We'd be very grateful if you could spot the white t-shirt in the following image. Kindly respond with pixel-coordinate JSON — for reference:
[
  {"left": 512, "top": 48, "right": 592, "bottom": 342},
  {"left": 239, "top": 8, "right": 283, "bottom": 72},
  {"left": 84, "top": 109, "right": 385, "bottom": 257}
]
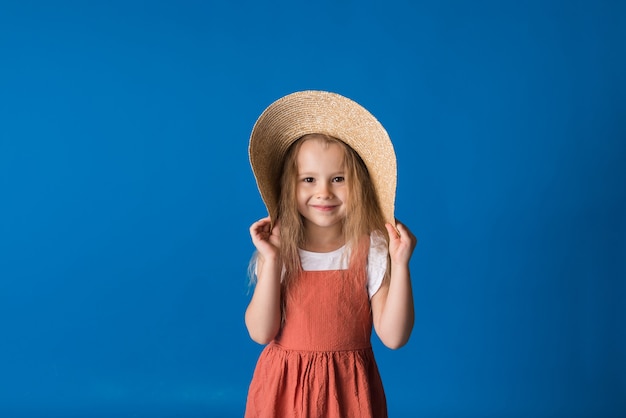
[{"left": 298, "top": 232, "right": 388, "bottom": 299}]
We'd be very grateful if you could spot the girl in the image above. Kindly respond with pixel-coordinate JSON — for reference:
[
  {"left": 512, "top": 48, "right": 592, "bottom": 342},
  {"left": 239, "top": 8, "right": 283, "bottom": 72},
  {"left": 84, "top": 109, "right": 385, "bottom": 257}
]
[{"left": 244, "top": 91, "right": 416, "bottom": 417}]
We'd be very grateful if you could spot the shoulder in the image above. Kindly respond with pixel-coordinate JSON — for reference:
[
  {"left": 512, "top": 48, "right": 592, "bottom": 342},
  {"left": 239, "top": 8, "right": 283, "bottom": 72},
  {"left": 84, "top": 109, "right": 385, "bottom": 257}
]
[
  {"left": 367, "top": 231, "right": 388, "bottom": 298},
  {"left": 369, "top": 230, "right": 388, "bottom": 257}
]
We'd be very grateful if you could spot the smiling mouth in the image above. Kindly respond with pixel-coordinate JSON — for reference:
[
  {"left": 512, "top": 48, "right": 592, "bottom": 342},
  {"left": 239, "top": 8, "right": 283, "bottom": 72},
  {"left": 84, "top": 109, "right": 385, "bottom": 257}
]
[{"left": 311, "top": 205, "right": 337, "bottom": 211}]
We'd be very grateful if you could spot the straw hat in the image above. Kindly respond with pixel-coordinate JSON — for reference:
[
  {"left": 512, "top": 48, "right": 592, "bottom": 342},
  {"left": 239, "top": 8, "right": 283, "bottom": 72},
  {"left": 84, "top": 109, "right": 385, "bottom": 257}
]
[{"left": 249, "top": 90, "right": 397, "bottom": 226}]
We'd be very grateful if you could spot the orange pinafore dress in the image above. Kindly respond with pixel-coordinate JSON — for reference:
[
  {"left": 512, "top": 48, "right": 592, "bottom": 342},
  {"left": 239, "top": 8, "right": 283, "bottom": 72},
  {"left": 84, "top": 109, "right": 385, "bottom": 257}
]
[{"left": 244, "top": 267, "right": 387, "bottom": 418}]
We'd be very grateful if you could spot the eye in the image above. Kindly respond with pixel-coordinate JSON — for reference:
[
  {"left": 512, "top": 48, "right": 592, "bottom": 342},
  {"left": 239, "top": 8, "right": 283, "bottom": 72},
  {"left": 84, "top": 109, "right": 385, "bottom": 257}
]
[
  {"left": 302, "top": 177, "right": 314, "bottom": 183},
  {"left": 332, "top": 176, "right": 345, "bottom": 183}
]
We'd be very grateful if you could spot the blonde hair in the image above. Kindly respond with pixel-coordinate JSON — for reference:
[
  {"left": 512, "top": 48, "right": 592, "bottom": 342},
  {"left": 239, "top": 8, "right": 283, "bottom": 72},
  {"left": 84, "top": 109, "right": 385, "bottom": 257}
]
[{"left": 250, "top": 134, "right": 390, "bottom": 313}]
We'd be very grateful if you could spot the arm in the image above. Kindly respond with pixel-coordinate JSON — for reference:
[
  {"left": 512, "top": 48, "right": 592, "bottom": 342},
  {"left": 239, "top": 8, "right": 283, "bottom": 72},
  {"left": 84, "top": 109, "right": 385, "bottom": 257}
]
[
  {"left": 370, "top": 220, "right": 417, "bottom": 349},
  {"left": 244, "top": 217, "right": 283, "bottom": 344}
]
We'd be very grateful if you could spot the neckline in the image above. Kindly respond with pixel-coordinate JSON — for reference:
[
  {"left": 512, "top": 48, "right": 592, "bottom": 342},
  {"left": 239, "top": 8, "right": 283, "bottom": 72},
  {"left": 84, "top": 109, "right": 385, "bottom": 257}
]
[{"left": 299, "top": 245, "right": 346, "bottom": 256}]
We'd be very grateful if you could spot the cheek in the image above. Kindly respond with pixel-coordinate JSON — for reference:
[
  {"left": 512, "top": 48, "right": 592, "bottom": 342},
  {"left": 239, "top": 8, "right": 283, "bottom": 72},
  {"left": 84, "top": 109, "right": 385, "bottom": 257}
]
[
  {"left": 295, "top": 185, "right": 303, "bottom": 199},
  {"left": 296, "top": 187, "right": 308, "bottom": 205},
  {"left": 339, "top": 188, "right": 349, "bottom": 204}
]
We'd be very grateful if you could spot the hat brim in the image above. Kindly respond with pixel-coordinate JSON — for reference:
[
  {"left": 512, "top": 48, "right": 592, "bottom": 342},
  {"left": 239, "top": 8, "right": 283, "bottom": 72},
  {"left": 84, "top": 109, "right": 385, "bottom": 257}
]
[{"left": 249, "top": 90, "right": 396, "bottom": 226}]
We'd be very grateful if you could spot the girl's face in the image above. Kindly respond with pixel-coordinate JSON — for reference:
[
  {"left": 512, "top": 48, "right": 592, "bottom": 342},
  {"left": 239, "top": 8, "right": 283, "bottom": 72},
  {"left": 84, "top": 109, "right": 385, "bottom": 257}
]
[{"left": 295, "top": 138, "right": 348, "bottom": 234}]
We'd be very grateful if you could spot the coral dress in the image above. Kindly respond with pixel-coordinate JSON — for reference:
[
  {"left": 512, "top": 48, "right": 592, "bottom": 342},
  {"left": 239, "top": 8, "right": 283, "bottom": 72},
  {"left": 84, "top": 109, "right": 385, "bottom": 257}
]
[{"left": 244, "top": 267, "right": 387, "bottom": 418}]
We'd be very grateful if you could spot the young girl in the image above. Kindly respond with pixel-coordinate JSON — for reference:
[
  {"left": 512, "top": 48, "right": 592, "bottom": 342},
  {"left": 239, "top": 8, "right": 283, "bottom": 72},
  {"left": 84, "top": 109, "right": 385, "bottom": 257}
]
[{"left": 244, "top": 91, "right": 416, "bottom": 417}]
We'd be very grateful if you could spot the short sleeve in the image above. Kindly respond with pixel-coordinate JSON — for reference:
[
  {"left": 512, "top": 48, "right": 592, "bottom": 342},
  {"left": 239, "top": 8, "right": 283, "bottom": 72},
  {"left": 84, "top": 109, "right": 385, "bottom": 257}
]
[{"left": 367, "top": 231, "right": 388, "bottom": 298}]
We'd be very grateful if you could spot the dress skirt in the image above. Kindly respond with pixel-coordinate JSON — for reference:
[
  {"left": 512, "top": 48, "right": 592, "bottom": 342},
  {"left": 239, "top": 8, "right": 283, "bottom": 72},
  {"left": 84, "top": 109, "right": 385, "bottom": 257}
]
[{"left": 245, "top": 269, "right": 387, "bottom": 418}]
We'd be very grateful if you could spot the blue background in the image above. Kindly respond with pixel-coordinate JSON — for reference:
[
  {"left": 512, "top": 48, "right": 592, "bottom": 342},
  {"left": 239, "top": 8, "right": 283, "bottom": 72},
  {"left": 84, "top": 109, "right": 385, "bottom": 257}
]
[{"left": 1, "top": 1, "right": 625, "bottom": 417}]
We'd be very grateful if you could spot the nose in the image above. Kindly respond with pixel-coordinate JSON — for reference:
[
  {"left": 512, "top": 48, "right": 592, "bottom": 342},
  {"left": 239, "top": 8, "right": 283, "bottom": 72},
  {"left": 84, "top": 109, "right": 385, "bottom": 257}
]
[{"left": 316, "top": 181, "right": 333, "bottom": 199}]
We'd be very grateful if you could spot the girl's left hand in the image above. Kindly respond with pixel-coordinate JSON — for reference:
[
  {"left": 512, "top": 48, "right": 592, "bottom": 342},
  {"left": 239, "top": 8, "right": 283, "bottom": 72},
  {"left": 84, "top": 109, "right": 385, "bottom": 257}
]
[{"left": 385, "top": 220, "right": 417, "bottom": 265}]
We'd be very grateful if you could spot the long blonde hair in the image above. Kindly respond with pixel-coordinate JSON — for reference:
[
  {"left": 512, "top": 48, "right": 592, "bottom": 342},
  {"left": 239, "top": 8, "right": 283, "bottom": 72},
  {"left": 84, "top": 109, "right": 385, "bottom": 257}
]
[{"left": 249, "top": 134, "right": 390, "bottom": 311}]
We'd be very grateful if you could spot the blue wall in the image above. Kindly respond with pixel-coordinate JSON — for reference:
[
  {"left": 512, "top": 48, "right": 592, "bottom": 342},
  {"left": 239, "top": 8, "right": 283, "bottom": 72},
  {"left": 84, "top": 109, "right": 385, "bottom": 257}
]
[{"left": 1, "top": 1, "right": 624, "bottom": 417}]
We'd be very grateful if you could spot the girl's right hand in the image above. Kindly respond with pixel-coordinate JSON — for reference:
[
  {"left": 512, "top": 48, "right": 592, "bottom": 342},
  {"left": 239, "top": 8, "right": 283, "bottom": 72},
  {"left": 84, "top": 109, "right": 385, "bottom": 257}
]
[{"left": 249, "top": 216, "right": 281, "bottom": 260}]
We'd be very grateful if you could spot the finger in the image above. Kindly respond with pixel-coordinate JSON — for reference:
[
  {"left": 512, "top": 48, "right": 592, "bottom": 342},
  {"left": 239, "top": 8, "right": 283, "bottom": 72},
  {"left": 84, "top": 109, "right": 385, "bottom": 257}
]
[
  {"left": 250, "top": 216, "right": 271, "bottom": 231},
  {"left": 250, "top": 224, "right": 271, "bottom": 244},
  {"left": 255, "top": 216, "right": 271, "bottom": 225},
  {"left": 385, "top": 222, "right": 400, "bottom": 240},
  {"left": 396, "top": 222, "right": 417, "bottom": 246}
]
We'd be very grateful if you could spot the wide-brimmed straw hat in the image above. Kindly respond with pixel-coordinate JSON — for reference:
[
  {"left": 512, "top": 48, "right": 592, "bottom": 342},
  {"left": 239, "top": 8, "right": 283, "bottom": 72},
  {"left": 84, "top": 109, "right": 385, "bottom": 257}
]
[{"left": 249, "top": 90, "right": 397, "bottom": 226}]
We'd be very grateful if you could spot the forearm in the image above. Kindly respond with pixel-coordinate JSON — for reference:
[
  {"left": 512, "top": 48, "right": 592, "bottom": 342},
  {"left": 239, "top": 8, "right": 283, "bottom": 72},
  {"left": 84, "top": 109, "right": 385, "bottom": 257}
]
[
  {"left": 244, "top": 257, "right": 282, "bottom": 344},
  {"left": 374, "top": 263, "right": 415, "bottom": 349}
]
